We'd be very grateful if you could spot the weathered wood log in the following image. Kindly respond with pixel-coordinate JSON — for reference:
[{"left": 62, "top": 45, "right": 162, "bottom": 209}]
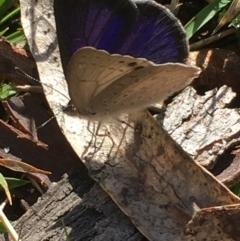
[{"left": 0, "top": 164, "right": 145, "bottom": 241}]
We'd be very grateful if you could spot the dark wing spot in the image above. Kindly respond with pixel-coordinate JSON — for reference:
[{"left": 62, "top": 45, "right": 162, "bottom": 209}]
[
  {"left": 119, "top": 60, "right": 125, "bottom": 63},
  {"left": 128, "top": 62, "right": 137, "bottom": 67},
  {"left": 134, "top": 66, "right": 144, "bottom": 70}
]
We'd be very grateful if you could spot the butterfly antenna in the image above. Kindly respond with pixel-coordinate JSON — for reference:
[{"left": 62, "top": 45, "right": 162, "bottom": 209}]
[
  {"left": 15, "top": 67, "right": 71, "bottom": 129},
  {"left": 36, "top": 108, "right": 63, "bottom": 130},
  {"left": 15, "top": 67, "right": 39, "bottom": 85},
  {"left": 15, "top": 67, "right": 70, "bottom": 100}
]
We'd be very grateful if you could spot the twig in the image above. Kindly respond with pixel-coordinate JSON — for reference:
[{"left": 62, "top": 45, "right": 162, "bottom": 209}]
[
  {"left": 190, "top": 28, "right": 236, "bottom": 50},
  {"left": 0, "top": 200, "right": 22, "bottom": 241}
]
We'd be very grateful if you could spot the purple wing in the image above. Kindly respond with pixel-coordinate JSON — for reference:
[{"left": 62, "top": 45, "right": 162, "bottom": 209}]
[
  {"left": 119, "top": 0, "right": 188, "bottom": 64},
  {"left": 54, "top": 0, "right": 188, "bottom": 74},
  {"left": 54, "top": 0, "right": 138, "bottom": 75}
]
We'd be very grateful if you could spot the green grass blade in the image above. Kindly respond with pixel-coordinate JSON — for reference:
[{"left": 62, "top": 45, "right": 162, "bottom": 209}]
[
  {"left": 4, "top": 178, "right": 29, "bottom": 189},
  {"left": 0, "top": 0, "right": 13, "bottom": 20},
  {"left": 0, "top": 26, "right": 8, "bottom": 36},
  {"left": 0, "top": 7, "right": 20, "bottom": 25},
  {"left": 184, "top": 0, "right": 232, "bottom": 39},
  {"left": 6, "top": 29, "right": 25, "bottom": 44}
]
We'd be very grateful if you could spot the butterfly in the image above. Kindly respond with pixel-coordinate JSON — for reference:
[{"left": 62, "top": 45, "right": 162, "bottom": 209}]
[{"left": 54, "top": 0, "right": 200, "bottom": 119}]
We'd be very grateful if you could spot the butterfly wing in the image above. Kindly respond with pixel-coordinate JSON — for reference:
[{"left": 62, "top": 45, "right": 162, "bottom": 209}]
[
  {"left": 55, "top": 0, "right": 198, "bottom": 117},
  {"left": 55, "top": 0, "right": 189, "bottom": 76},
  {"left": 68, "top": 47, "right": 200, "bottom": 117},
  {"left": 54, "top": 0, "right": 138, "bottom": 76},
  {"left": 67, "top": 47, "right": 152, "bottom": 115},
  {"left": 93, "top": 63, "right": 200, "bottom": 115},
  {"left": 119, "top": 0, "right": 188, "bottom": 63}
]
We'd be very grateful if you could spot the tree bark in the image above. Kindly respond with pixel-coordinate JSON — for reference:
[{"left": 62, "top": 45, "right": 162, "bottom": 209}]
[{"left": 0, "top": 164, "right": 145, "bottom": 241}]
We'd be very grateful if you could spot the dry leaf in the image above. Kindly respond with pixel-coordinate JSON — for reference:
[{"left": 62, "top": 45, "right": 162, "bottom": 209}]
[
  {"left": 182, "top": 204, "right": 240, "bottom": 241},
  {"left": 0, "top": 159, "right": 51, "bottom": 175},
  {"left": 212, "top": 0, "right": 240, "bottom": 34}
]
